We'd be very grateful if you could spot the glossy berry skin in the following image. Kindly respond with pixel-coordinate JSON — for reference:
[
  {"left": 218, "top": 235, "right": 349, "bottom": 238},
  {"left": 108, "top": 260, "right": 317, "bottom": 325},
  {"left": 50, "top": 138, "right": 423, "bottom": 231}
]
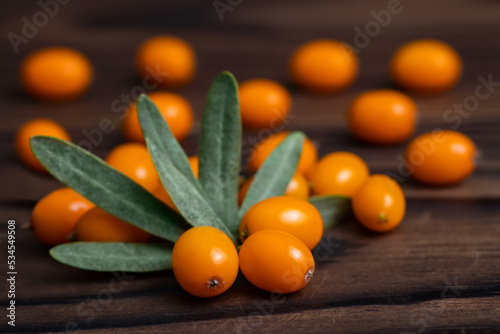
[
  {"left": 32, "top": 188, "right": 95, "bottom": 246},
  {"left": 172, "top": 226, "right": 239, "bottom": 298},
  {"left": 136, "top": 35, "right": 196, "bottom": 88},
  {"left": 308, "top": 152, "right": 369, "bottom": 197},
  {"left": 21, "top": 47, "right": 93, "bottom": 101},
  {"left": 16, "top": 118, "right": 71, "bottom": 173},
  {"left": 152, "top": 156, "right": 199, "bottom": 212},
  {"left": 348, "top": 89, "right": 418, "bottom": 145},
  {"left": 289, "top": 39, "right": 358, "bottom": 93},
  {"left": 239, "top": 79, "right": 291, "bottom": 129},
  {"left": 390, "top": 39, "right": 462, "bottom": 94},
  {"left": 239, "top": 230, "right": 315, "bottom": 293},
  {"left": 248, "top": 132, "right": 318, "bottom": 175},
  {"left": 238, "top": 172, "right": 309, "bottom": 205},
  {"left": 240, "top": 196, "right": 323, "bottom": 250},
  {"left": 75, "top": 207, "right": 150, "bottom": 242},
  {"left": 405, "top": 131, "right": 477, "bottom": 186},
  {"left": 123, "top": 92, "right": 193, "bottom": 143},
  {"left": 352, "top": 174, "right": 405, "bottom": 232},
  {"left": 105, "top": 143, "right": 160, "bottom": 192}
]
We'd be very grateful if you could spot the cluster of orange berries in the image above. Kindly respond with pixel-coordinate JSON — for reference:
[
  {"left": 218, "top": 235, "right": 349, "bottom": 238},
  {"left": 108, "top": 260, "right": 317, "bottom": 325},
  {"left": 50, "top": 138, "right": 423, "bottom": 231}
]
[{"left": 19, "top": 34, "right": 478, "bottom": 298}]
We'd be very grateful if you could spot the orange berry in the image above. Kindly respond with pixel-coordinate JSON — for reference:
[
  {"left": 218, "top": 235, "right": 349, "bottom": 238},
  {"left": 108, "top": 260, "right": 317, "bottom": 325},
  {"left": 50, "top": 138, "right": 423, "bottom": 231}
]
[
  {"left": 239, "top": 172, "right": 309, "bottom": 205},
  {"left": 248, "top": 132, "right": 318, "bottom": 175},
  {"left": 289, "top": 39, "right": 358, "bottom": 93},
  {"left": 136, "top": 35, "right": 195, "bottom": 88},
  {"left": 152, "top": 155, "right": 199, "bottom": 212},
  {"left": 309, "top": 152, "right": 369, "bottom": 197},
  {"left": 15, "top": 118, "right": 71, "bottom": 173},
  {"left": 105, "top": 143, "right": 160, "bottom": 192},
  {"left": 240, "top": 196, "right": 323, "bottom": 250},
  {"left": 348, "top": 89, "right": 417, "bottom": 145},
  {"left": 239, "top": 230, "right": 315, "bottom": 293},
  {"left": 32, "top": 188, "right": 94, "bottom": 246},
  {"left": 352, "top": 174, "right": 405, "bottom": 232},
  {"left": 172, "top": 226, "right": 239, "bottom": 297},
  {"left": 20, "top": 47, "right": 92, "bottom": 101},
  {"left": 405, "top": 131, "right": 477, "bottom": 186},
  {"left": 123, "top": 92, "right": 193, "bottom": 143},
  {"left": 239, "top": 79, "right": 291, "bottom": 129},
  {"left": 75, "top": 207, "right": 150, "bottom": 242},
  {"left": 390, "top": 39, "right": 462, "bottom": 94}
]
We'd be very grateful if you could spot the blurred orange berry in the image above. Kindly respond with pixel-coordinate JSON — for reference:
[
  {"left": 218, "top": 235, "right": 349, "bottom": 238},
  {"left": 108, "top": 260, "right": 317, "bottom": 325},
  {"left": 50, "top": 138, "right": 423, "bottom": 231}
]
[
  {"left": 105, "top": 143, "right": 160, "bottom": 192},
  {"left": 352, "top": 174, "right": 405, "bottom": 232},
  {"left": 348, "top": 89, "right": 418, "bottom": 145},
  {"left": 32, "top": 188, "right": 95, "bottom": 246},
  {"left": 405, "top": 130, "right": 477, "bottom": 186},
  {"left": 390, "top": 39, "right": 462, "bottom": 94},
  {"left": 289, "top": 39, "right": 358, "bottom": 93},
  {"left": 248, "top": 132, "right": 318, "bottom": 175},
  {"left": 21, "top": 47, "right": 93, "bottom": 101},
  {"left": 136, "top": 35, "right": 196, "bottom": 88},
  {"left": 15, "top": 118, "right": 71, "bottom": 173},
  {"left": 123, "top": 92, "right": 193, "bottom": 143},
  {"left": 239, "top": 79, "right": 291, "bottom": 129},
  {"left": 308, "top": 152, "right": 369, "bottom": 197},
  {"left": 75, "top": 207, "right": 150, "bottom": 242}
]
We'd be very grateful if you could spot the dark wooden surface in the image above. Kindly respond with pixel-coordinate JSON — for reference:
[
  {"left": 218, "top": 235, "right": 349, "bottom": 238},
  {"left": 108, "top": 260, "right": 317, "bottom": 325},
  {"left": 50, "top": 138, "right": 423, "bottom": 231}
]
[{"left": 1, "top": 1, "right": 500, "bottom": 333}]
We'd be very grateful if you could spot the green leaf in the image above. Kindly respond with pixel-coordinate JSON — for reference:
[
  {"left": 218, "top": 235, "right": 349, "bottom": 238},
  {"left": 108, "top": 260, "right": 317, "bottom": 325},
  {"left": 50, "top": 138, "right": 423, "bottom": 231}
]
[
  {"left": 50, "top": 242, "right": 172, "bottom": 272},
  {"left": 198, "top": 72, "right": 241, "bottom": 234},
  {"left": 148, "top": 143, "right": 238, "bottom": 243},
  {"left": 136, "top": 94, "right": 199, "bottom": 190},
  {"left": 238, "top": 132, "right": 305, "bottom": 220},
  {"left": 30, "top": 136, "right": 185, "bottom": 242},
  {"left": 308, "top": 195, "right": 351, "bottom": 229}
]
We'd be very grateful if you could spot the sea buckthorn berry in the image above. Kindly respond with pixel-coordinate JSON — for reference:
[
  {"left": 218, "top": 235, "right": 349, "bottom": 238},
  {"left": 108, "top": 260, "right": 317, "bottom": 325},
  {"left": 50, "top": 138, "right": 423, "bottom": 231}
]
[
  {"left": 15, "top": 118, "right": 71, "bottom": 173},
  {"left": 239, "top": 79, "right": 291, "bottom": 129},
  {"left": 348, "top": 89, "right": 418, "bottom": 145},
  {"left": 152, "top": 155, "right": 199, "bottom": 212},
  {"left": 21, "top": 47, "right": 93, "bottom": 101},
  {"left": 248, "top": 132, "right": 318, "bottom": 175},
  {"left": 240, "top": 196, "right": 323, "bottom": 250},
  {"left": 123, "top": 92, "right": 193, "bottom": 143},
  {"left": 136, "top": 35, "right": 196, "bottom": 88},
  {"left": 352, "top": 174, "right": 405, "bottom": 232},
  {"left": 308, "top": 152, "right": 369, "bottom": 197},
  {"left": 172, "top": 226, "right": 239, "bottom": 298},
  {"left": 239, "top": 230, "right": 315, "bottom": 293},
  {"left": 239, "top": 172, "right": 309, "bottom": 204},
  {"left": 105, "top": 143, "right": 160, "bottom": 192},
  {"left": 405, "top": 131, "right": 477, "bottom": 186},
  {"left": 390, "top": 39, "right": 462, "bottom": 94},
  {"left": 289, "top": 39, "right": 358, "bottom": 93},
  {"left": 32, "top": 188, "right": 94, "bottom": 246},
  {"left": 75, "top": 207, "right": 150, "bottom": 242}
]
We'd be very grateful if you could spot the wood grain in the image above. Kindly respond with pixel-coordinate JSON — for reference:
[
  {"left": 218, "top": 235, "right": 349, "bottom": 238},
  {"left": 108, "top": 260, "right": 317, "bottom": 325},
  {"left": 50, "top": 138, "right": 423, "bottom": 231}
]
[{"left": 1, "top": 0, "right": 500, "bottom": 333}]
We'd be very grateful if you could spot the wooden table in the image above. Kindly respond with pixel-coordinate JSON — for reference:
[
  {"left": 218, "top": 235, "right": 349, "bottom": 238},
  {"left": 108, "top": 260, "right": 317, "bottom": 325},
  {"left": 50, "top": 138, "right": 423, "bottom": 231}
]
[{"left": 1, "top": 0, "right": 500, "bottom": 332}]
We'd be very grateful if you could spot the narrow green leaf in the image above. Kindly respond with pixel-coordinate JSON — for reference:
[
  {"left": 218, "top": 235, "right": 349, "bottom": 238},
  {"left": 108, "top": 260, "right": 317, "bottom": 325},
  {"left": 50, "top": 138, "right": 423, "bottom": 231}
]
[
  {"left": 136, "top": 94, "right": 199, "bottom": 189},
  {"left": 238, "top": 132, "right": 305, "bottom": 220},
  {"left": 30, "top": 136, "right": 185, "bottom": 242},
  {"left": 50, "top": 242, "right": 172, "bottom": 272},
  {"left": 308, "top": 195, "right": 351, "bottom": 229},
  {"left": 198, "top": 72, "right": 241, "bottom": 234},
  {"left": 149, "top": 143, "right": 238, "bottom": 243}
]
